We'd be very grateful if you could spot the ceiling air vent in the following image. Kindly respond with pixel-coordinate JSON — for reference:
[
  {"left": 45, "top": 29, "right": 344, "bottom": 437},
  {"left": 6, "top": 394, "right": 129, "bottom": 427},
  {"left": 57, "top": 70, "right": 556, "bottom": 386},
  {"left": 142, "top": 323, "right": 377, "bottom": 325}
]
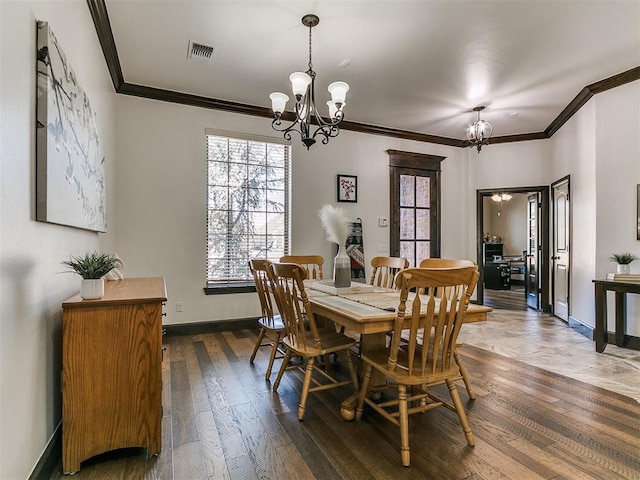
[{"left": 187, "top": 40, "right": 215, "bottom": 62}]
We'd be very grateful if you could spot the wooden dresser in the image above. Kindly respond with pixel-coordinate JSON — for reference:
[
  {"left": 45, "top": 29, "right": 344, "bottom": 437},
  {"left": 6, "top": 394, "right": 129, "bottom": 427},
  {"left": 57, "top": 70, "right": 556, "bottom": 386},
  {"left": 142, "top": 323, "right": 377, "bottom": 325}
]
[{"left": 61, "top": 277, "right": 167, "bottom": 474}]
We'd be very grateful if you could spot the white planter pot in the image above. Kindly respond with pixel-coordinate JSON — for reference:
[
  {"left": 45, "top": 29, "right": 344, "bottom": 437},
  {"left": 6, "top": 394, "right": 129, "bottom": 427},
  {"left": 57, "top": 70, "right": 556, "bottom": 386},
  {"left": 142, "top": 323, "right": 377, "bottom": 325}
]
[
  {"left": 81, "top": 278, "right": 104, "bottom": 300},
  {"left": 616, "top": 264, "right": 631, "bottom": 274}
]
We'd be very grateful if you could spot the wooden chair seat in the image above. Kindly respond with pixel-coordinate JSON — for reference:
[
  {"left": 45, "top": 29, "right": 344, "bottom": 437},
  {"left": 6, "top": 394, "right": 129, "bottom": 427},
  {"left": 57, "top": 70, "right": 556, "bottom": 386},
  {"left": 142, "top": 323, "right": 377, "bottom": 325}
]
[
  {"left": 361, "top": 347, "right": 458, "bottom": 385},
  {"left": 283, "top": 330, "right": 357, "bottom": 356},
  {"left": 257, "top": 314, "right": 285, "bottom": 331}
]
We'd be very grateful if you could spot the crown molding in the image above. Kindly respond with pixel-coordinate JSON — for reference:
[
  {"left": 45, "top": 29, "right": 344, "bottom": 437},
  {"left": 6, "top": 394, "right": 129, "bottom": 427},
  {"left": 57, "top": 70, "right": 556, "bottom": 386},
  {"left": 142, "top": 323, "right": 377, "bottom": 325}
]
[{"left": 88, "top": 0, "right": 639, "bottom": 149}]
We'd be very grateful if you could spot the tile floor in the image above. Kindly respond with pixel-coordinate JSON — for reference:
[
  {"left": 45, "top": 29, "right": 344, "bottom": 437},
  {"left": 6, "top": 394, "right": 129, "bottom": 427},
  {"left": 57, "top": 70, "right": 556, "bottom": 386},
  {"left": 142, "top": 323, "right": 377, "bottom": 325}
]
[{"left": 458, "top": 307, "right": 640, "bottom": 403}]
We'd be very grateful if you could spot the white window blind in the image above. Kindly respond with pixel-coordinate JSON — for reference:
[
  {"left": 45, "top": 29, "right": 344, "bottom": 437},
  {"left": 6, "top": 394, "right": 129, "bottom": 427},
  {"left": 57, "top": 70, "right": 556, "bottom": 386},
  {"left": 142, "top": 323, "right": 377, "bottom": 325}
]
[{"left": 206, "top": 131, "right": 291, "bottom": 286}]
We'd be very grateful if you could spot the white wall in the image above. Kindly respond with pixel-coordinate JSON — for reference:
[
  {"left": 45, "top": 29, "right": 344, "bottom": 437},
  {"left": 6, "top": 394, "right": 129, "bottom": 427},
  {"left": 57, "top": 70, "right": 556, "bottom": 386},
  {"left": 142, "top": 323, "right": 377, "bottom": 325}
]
[
  {"left": 595, "top": 82, "right": 640, "bottom": 334},
  {"left": 549, "top": 100, "right": 598, "bottom": 330},
  {"left": 0, "top": 1, "right": 117, "bottom": 478},
  {"left": 467, "top": 139, "right": 552, "bottom": 269},
  {"left": 114, "top": 95, "right": 470, "bottom": 325},
  {"left": 485, "top": 193, "right": 527, "bottom": 256}
]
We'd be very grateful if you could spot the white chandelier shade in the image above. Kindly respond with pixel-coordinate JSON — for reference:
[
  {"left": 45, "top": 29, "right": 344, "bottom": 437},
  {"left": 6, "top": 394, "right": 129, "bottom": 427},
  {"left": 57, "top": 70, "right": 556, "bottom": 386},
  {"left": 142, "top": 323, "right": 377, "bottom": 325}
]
[{"left": 491, "top": 193, "right": 512, "bottom": 202}]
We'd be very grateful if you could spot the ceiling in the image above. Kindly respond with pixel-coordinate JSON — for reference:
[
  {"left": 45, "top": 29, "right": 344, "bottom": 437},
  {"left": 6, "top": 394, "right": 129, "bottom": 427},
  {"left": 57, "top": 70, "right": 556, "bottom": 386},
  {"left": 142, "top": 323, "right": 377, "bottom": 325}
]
[{"left": 102, "top": 0, "right": 640, "bottom": 143}]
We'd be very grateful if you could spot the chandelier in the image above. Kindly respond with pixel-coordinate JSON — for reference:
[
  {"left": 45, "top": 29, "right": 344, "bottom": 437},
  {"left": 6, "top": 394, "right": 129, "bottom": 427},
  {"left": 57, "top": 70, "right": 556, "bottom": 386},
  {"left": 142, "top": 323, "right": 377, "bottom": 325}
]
[
  {"left": 491, "top": 193, "right": 512, "bottom": 202},
  {"left": 269, "top": 14, "right": 349, "bottom": 149},
  {"left": 491, "top": 192, "right": 512, "bottom": 216},
  {"left": 466, "top": 106, "right": 493, "bottom": 152}
]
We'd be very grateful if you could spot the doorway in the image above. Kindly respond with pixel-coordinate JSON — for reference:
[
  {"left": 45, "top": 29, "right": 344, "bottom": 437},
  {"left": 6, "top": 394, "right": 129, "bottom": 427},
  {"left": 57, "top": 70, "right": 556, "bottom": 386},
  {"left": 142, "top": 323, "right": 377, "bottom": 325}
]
[{"left": 476, "top": 186, "right": 550, "bottom": 311}]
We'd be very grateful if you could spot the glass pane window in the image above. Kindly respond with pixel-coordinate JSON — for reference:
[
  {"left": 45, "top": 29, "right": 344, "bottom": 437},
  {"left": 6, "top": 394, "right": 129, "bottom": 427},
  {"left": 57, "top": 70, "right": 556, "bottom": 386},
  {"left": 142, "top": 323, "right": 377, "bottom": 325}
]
[
  {"left": 400, "top": 241, "right": 415, "bottom": 267},
  {"left": 416, "top": 177, "right": 430, "bottom": 207},
  {"left": 400, "top": 208, "right": 415, "bottom": 240},
  {"left": 416, "top": 209, "right": 430, "bottom": 239},
  {"left": 400, "top": 175, "right": 415, "bottom": 207},
  {"left": 416, "top": 241, "right": 431, "bottom": 264},
  {"left": 207, "top": 134, "right": 291, "bottom": 285}
]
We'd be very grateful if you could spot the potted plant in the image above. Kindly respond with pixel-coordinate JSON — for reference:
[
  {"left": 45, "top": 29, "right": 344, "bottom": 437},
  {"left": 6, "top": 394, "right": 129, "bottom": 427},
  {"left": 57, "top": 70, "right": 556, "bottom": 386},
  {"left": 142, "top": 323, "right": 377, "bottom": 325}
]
[
  {"left": 609, "top": 252, "right": 637, "bottom": 275},
  {"left": 62, "top": 252, "right": 119, "bottom": 299}
]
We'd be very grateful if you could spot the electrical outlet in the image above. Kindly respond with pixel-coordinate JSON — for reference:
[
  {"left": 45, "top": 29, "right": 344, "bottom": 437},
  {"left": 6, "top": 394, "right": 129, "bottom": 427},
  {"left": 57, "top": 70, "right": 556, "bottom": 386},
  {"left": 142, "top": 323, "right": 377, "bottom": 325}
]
[{"left": 176, "top": 302, "right": 183, "bottom": 312}]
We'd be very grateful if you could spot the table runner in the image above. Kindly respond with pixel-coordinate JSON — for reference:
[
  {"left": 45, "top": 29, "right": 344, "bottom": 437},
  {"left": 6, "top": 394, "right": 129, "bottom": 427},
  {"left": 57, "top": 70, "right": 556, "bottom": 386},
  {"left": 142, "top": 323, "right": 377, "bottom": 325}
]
[
  {"left": 339, "top": 292, "right": 398, "bottom": 311},
  {"left": 339, "top": 291, "right": 446, "bottom": 315}
]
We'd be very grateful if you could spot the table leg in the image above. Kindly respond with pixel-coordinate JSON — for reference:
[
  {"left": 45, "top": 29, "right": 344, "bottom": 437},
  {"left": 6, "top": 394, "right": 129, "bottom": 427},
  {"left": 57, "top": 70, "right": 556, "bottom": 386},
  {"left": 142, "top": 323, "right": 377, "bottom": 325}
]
[
  {"left": 340, "top": 332, "right": 387, "bottom": 421},
  {"left": 594, "top": 283, "right": 607, "bottom": 353},
  {"left": 615, "top": 292, "right": 627, "bottom": 347}
]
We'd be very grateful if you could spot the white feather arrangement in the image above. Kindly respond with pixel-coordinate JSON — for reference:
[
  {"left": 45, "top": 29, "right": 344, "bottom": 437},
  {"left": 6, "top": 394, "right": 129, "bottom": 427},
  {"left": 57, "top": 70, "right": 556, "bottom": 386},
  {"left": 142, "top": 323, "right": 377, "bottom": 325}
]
[{"left": 318, "top": 204, "right": 349, "bottom": 247}]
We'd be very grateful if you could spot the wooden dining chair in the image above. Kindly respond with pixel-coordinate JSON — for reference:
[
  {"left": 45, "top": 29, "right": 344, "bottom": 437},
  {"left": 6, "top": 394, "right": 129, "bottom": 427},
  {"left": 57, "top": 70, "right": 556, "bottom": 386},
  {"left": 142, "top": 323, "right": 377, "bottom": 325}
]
[
  {"left": 355, "top": 266, "right": 479, "bottom": 466},
  {"left": 279, "top": 255, "right": 324, "bottom": 280},
  {"left": 269, "top": 262, "right": 359, "bottom": 420},
  {"left": 419, "top": 258, "right": 477, "bottom": 399},
  {"left": 370, "top": 256, "right": 409, "bottom": 289},
  {"left": 248, "top": 259, "right": 286, "bottom": 381}
]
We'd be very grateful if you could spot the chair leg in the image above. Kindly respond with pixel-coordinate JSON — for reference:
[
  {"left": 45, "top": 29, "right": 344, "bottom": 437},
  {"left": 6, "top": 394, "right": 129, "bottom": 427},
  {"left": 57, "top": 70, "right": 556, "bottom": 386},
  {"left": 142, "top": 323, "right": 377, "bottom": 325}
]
[
  {"left": 264, "top": 332, "right": 282, "bottom": 380},
  {"left": 454, "top": 349, "right": 475, "bottom": 399},
  {"left": 355, "top": 365, "right": 373, "bottom": 421},
  {"left": 322, "top": 354, "right": 331, "bottom": 371},
  {"left": 298, "top": 357, "right": 315, "bottom": 421},
  {"left": 398, "top": 385, "right": 410, "bottom": 467},
  {"left": 344, "top": 350, "right": 359, "bottom": 391},
  {"left": 273, "top": 349, "right": 292, "bottom": 391},
  {"left": 250, "top": 327, "right": 266, "bottom": 364},
  {"left": 446, "top": 379, "right": 475, "bottom": 447}
]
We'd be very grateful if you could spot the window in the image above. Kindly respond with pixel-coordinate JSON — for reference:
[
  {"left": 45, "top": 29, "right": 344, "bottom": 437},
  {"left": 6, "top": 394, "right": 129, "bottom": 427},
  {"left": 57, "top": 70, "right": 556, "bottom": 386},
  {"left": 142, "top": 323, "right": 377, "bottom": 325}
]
[
  {"left": 388, "top": 150, "right": 444, "bottom": 266},
  {"left": 206, "top": 130, "right": 291, "bottom": 292}
]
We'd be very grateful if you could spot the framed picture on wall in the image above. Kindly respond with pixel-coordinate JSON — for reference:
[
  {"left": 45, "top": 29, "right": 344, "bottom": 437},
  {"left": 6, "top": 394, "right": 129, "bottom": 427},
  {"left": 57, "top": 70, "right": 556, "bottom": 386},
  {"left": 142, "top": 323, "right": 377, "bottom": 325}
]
[
  {"left": 637, "top": 185, "right": 640, "bottom": 240},
  {"left": 337, "top": 174, "right": 357, "bottom": 202}
]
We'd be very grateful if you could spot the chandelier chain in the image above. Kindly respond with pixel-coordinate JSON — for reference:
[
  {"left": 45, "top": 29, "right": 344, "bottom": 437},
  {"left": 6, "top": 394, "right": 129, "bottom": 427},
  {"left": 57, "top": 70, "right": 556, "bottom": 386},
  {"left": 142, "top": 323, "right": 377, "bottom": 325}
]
[{"left": 308, "top": 24, "right": 313, "bottom": 73}]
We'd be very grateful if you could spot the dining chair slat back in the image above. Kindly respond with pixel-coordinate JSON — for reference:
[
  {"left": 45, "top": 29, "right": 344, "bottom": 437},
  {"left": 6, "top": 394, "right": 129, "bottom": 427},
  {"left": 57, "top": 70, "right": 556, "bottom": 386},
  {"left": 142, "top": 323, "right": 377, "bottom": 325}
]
[
  {"left": 279, "top": 255, "right": 324, "bottom": 280},
  {"left": 370, "top": 256, "right": 409, "bottom": 289}
]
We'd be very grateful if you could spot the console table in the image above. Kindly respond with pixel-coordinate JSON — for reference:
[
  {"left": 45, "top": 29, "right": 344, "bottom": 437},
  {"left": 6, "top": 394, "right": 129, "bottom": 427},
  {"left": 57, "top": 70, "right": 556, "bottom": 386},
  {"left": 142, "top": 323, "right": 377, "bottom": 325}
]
[
  {"left": 593, "top": 279, "right": 640, "bottom": 353},
  {"left": 62, "top": 277, "right": 167, "bottom": 473}
]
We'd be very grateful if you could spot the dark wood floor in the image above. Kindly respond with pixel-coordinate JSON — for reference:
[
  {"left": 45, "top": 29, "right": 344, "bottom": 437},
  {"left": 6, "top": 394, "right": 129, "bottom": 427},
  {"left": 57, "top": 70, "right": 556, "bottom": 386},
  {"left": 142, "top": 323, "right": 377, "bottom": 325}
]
[
  {"left": 484, "top": 285, "right": 528, "bottom": 311},
  {"left": 51, "top": 328, "right": 640, "bottom": 480}
]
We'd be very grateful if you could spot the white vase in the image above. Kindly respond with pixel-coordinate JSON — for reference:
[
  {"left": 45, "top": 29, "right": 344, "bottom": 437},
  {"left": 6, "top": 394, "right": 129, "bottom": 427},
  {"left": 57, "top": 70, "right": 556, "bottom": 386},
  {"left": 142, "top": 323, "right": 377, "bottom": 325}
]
[
  {"left": 333, "top": 244, "right": 351, "bottom": 288},
  {"left": 616, "top": 264, "right": 631, "bottom": 274},
  {"left": 81, "top": 278, "right": 104, "bottom": 300}
]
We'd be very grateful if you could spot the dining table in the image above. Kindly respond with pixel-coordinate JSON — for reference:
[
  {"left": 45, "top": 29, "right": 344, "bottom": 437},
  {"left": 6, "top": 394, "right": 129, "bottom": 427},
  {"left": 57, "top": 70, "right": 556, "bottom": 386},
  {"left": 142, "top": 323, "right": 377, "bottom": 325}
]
[{"left": 305, "top": 281, "right": 492, "bottom": 420}]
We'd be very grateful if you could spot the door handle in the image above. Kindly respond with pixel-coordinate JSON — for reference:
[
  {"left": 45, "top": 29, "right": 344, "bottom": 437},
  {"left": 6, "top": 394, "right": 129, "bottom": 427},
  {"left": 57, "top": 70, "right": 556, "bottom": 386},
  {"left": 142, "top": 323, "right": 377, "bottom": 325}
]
[{"left": 551, "top": 256, "right": 560, "bottom": 260}]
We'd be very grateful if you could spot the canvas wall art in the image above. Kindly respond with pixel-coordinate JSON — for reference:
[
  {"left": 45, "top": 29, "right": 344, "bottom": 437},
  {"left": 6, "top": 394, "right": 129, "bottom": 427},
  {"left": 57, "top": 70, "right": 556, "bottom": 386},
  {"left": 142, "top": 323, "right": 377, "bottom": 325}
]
[{"left": 36, "top": 21, "right": 106, "bottom": 232}]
